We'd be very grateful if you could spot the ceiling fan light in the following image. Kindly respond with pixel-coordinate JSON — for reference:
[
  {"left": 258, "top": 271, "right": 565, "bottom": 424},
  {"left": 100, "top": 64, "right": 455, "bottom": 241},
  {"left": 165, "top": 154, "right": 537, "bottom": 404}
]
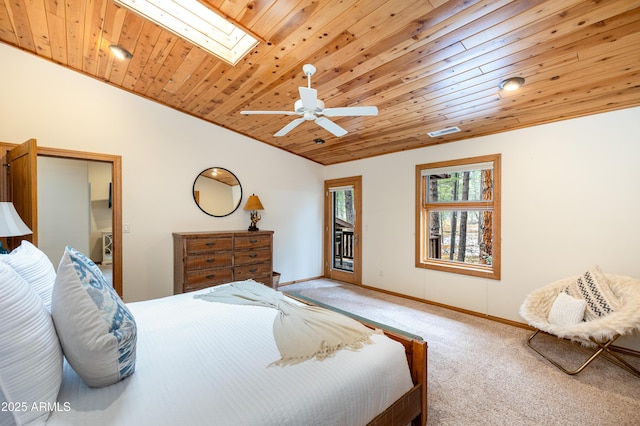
[
  {"left": 499, "top": 77, "right": 525, "bottom": 91},
  {"left": 109, "top": 45, "right": 133, "bottom": 60},
  {"left": 242, "top": 64, "right": 378, "bottom": 137}
]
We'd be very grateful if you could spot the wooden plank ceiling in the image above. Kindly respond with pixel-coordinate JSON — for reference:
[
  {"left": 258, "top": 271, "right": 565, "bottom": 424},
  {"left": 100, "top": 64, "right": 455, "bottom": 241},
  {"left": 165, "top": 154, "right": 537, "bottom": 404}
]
[{"left": 1, "top": 0, "right": 639, "bottom": 165}]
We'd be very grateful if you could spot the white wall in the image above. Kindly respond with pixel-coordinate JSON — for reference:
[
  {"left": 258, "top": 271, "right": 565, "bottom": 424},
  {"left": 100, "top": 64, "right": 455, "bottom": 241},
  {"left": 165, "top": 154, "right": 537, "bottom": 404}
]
[
  {"left": 0, "top": 43, "right": 324, "bottom": 302},
  {"left": 37, "top": 157, "right": 91, "bottom": 262},
  {"left": 325, "top": 106, "right": 640, "bottom": 349}
]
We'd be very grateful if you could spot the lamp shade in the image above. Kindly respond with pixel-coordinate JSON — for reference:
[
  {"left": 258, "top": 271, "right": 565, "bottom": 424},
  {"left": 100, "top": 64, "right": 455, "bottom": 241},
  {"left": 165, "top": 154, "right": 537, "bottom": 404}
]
[
  {"left": 243, "top": 194, "right": 264, "bottom": 211},
  {"left": 0, "top": 202, "right": 32, "bottom": 237}
]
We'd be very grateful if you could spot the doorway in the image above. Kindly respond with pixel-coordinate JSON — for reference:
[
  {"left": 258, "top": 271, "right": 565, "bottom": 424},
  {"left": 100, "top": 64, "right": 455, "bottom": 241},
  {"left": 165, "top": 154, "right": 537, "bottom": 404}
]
[
  {"left": 324, "top": 176, "right": 362, "bottom": 285},
  {"left": 38, "top": 147, "right": 122, "bottom": 296},
  {"left": 38, "top": 157, "right": 112, "bottom": 275}
]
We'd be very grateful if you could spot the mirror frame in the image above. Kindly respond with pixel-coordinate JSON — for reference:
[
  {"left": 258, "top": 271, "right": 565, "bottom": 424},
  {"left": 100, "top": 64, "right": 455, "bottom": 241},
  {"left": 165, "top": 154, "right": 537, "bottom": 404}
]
[{"left": 192, "top": 167, "right": 242, "bottom": 217}]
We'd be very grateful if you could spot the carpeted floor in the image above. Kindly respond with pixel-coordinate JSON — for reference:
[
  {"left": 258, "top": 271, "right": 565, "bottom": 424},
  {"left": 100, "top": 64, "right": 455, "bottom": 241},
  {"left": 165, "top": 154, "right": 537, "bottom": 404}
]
[
  {"left": 98, "top": 263, "right": 112, "bottom": 287},
  {"left": 282, "top": 279, "right": 640, "bottom": 426}
]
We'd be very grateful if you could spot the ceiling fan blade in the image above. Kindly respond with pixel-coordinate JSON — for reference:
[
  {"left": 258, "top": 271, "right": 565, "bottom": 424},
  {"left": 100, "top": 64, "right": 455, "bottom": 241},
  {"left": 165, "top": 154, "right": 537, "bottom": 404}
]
[
  {"left": 315, "top": 117, "right": 347, "bottom": 137},
  {"left": 299, "top": 87, "right": 318, "bottom": 110},
  {"left": 241, "top": 110, "right": 299, "bottom": 115},
  {"left": 322, "top": 106, "right": 378, "bottom": 117},
  {"left": 274, "top": 117, "right": 306, "bottom": 136}
]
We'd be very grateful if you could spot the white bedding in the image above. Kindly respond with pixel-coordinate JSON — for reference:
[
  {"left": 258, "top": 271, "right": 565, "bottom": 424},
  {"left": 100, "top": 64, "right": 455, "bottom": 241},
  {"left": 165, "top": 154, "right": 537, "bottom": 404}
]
[{"left": 47, "top": 285, "right": 414, "bottom": 426}]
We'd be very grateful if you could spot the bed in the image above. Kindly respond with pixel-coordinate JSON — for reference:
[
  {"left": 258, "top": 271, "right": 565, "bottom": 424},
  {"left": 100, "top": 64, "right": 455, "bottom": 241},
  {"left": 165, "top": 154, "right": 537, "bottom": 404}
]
[{"left": 0, "top": 243, "right": 427, "bottom": 426}]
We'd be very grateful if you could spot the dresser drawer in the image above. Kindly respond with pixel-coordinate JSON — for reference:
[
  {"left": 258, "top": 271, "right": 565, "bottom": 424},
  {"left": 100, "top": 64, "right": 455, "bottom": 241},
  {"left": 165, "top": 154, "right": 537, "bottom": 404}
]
[
  {"left": 185, "top": 252, "right": 232, "bottom": 270},
  {"left": 251, "top": 274, "right": 273, "bottom": 287},
  {"left": 184, "top": 282, "right": 219, "bottom": 293},
  {"left": 234, "top": 248, "right": 271, "bottom": 266},
  {"left": 185, "top": 267, "right": 233, "bottom": 290},
  {"left": 186, "top": 237, "right": 232, "bottom": 254},
  {"left": 234, "top": 235, "right": 271, "bottom": 250},
  {"left": 234, "top": 262, "right": 271, "bottom": 280}
]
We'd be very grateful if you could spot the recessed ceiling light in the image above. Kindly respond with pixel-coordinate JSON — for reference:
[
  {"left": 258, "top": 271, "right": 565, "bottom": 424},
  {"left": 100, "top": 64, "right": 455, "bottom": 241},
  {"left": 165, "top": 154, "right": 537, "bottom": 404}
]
[
  {"left": 499, "top": 77, "right": 525, "bottom": 91},
  {"left": 314, "top": 138, "right": 325, "bottom": 145},
  {"left": 109, "top": 45, "right": 133, "bottom": 60},
  {"left": 113, "top": 0, "right": 259, "bottom": 66}
]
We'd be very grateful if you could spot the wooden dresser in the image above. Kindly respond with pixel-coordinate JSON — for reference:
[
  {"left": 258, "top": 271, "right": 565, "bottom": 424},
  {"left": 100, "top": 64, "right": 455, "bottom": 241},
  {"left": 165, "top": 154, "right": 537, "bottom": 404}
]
[{"left": 173, "top": 230, "right": 274, "bottom": 294}]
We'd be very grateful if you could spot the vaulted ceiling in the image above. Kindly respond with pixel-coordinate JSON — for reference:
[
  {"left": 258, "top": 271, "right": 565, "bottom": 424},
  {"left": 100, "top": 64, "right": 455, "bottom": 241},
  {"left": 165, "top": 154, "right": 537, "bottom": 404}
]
[{"left": 1, "top": 0, "right": 639, "bottom": 165}]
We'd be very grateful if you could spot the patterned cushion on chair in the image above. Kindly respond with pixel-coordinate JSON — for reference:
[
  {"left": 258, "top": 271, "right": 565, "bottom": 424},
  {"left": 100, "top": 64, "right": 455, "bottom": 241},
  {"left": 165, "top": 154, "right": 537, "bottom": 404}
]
[{"left": 564, "top": 266, "right": 620, "bottom": 321}]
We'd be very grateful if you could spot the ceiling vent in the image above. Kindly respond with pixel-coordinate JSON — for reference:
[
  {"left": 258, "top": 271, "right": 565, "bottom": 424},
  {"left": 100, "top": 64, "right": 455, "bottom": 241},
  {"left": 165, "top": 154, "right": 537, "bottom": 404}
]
[{"left": 427, "top": 126, "right": 461, "bottom": 137}]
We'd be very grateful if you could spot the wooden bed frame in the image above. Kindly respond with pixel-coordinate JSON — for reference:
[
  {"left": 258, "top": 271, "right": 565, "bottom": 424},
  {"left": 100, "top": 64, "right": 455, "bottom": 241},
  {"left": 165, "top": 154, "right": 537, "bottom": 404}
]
[
  {"left": 287, "top": 293, "right": 428, "bottom": 426},
  {"left": 368, "top": 329, "right": 428, "bottom": 426}
]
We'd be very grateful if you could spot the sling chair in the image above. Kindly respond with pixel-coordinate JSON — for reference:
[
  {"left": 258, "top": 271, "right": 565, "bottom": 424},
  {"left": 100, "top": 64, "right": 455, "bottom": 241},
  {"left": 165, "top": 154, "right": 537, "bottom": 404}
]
[{"left": 519, "top": 273, "right": 640, "bottom": 377}]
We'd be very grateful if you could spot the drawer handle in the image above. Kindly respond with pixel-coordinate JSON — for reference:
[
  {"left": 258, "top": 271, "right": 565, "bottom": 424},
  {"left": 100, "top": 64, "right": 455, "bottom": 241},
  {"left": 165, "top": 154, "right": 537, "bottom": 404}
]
[
  {"left": 206, "top": 274, "right": 217, "bottom": 279},
  {"left": 249, "top": 254, "right": 258, "bottom": 258},
  {"left": 206, "top": 258, "right": 216, "bottom": 263},
  {"left": 249, "top": 268, "right": 258, "bottom": 273},
  {"left": 250, "top": 239, "right": 258, "bottom": 243},
  {"left": 205, "top": 242, "right": 217, "bottom": 246}
]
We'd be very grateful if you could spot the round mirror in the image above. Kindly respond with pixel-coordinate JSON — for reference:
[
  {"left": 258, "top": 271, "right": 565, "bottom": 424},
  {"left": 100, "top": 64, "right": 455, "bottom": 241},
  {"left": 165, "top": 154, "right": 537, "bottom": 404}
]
[{"left": 193, "top": 167, "right": 242, "bottom": 217}]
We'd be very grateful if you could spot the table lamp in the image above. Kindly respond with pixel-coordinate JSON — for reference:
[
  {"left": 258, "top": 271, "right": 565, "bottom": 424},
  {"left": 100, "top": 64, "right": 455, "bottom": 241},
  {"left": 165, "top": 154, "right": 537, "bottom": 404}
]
[
  {"left": 0, "top": 202, "right": 32, "bottom": 254},
  {"left": 243, "top": 194, "right": 264, "bottom": 232}
]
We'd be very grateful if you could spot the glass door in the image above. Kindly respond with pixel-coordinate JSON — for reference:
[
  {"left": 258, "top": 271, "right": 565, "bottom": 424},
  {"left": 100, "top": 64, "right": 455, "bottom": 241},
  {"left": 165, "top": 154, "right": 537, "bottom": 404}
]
[
  {"left": 332, "top": 186, "right": 355, "bottom": 272},
  {"left": 324, "top": 176, "right": 361, "bottom": 284}
]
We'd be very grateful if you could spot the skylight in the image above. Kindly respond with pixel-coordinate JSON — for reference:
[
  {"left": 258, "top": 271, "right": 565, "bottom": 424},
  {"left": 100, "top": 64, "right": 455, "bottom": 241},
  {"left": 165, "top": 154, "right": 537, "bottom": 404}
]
[{"left": 114, "top": 0, "right": 259, "bottom": 65}]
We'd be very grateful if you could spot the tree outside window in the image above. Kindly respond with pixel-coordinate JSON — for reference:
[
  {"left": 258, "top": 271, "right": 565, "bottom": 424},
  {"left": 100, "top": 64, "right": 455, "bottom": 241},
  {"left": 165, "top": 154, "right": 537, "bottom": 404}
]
[{"left": 415, "top": 154, "right": 501, "bottom": 280}]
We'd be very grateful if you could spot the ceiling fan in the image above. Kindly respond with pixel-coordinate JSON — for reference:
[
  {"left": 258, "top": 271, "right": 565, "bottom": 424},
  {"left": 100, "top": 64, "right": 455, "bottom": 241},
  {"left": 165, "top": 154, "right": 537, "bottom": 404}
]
[{"left": 240, "top": 64, "right": 378, "bottom": 137}]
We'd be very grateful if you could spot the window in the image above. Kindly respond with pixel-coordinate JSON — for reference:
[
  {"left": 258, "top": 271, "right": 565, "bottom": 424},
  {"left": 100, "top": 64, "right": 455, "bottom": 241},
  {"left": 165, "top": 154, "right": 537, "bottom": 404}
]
[{"left": 415, "top": 154, "right": 501, "bottom": 280}]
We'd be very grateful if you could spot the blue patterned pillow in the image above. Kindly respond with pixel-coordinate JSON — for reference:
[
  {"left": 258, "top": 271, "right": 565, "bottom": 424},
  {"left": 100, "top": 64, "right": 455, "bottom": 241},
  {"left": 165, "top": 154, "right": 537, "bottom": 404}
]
[{"left": 51, "top": 246, "right": 136, "bottom": 387}]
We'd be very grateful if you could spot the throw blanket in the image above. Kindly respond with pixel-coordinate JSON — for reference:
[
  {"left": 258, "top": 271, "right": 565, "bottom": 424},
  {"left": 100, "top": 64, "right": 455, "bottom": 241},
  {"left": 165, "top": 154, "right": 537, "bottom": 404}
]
[{"left": 194, "top": 280, "right": 379, "bottom": 365}]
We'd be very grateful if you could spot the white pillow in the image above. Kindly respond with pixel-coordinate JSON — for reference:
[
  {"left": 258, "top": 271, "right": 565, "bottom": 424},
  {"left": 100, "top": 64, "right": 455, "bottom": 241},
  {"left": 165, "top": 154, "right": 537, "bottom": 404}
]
[
  {"left": 0, "top": 240, "right": 56, "bottom": 311},
  {"left": 548, "top": 291, "right": 587, "bottom": 326},
  {"left": 0, "top": 262, "right": 62, "bottom": 426},
  {"left": 52, "top": 246, "right": 136, "bottom": 388}
]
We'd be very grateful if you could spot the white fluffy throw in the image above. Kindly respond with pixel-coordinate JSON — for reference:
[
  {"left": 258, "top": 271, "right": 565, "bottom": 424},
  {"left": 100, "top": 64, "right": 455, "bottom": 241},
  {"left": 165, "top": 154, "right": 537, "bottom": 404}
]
[
  {"left": 520, "top": 274, "right": 640, "bottom": 347},
  {"left": 195, "top": 279, "right": 379, "bottom": 365}
]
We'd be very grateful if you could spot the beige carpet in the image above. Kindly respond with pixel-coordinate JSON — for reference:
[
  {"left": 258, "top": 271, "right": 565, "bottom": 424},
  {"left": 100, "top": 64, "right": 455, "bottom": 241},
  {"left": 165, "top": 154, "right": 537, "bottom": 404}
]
[
  {"left": 98, "top": 263, "right": 113, "bottom": 287},
  {"left": 282, "top": 279, "right": 640, "bottom": 426}
]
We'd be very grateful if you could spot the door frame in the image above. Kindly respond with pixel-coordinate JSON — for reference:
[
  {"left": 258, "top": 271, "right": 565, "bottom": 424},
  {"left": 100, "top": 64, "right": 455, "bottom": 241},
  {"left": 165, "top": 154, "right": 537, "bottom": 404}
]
[
  {"left": 38, "top": 146, "right": 123, "bottom": 296},
  {"left": 324, "top": 176, "right": 362, "bottom": 285}
]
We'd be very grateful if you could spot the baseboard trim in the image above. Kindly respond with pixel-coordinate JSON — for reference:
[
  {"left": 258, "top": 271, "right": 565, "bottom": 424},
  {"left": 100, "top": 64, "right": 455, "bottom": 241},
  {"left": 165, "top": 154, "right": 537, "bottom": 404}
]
[
  {"left": 358, "top": 283, "right": 640, "bottom": 359},
  {"left": 359, "top": 283, "right": 532, "bottom": 328},
  {"left": 277, "top": 275, "right": 324, "bottom": 288}
]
